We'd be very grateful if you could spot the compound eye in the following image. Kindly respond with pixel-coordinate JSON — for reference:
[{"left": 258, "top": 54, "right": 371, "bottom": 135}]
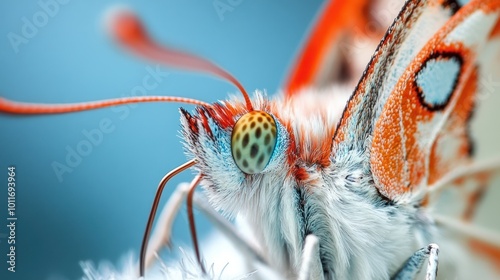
[{"left": 231, "top": 111, "right": 277, "bottom": 174}]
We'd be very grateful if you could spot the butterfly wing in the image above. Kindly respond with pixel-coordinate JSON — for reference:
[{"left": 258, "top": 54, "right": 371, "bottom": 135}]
[
  {"left": 333, "top": 0, "right": 500, "bottom": 273},
  {"left": 284, "top": 0, "right": 401, "bottom": 94},
  {"left": 329, "top": 0, "right": 500, "bottom": 275},
  {"left": 332, "top": 0, "right": 500, "bottom": 201}
]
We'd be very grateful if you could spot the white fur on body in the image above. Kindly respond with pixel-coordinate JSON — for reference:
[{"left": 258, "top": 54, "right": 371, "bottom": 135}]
[{"left": 180, "top": 87, "right": 436, "bottom": 279}]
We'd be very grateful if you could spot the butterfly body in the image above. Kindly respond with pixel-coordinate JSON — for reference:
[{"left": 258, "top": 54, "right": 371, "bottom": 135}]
[{"left": 179, "top": 87, "right": 436, "bottom": 279}]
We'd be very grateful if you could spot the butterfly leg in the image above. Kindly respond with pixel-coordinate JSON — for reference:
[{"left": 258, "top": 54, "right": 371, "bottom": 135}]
[
  {"left": 391, "top": 243, "right": 439, "bottom": 280},
  {"left": 144, "top": 181, "right": 192, "bottom": 268},
  {"left": 298, "top": 234, "right": 324, "bottom": 280}
]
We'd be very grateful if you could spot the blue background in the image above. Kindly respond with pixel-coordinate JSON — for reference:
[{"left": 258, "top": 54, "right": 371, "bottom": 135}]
[{"left": 0, "top": 1, "right": 324, "bottom": 279}]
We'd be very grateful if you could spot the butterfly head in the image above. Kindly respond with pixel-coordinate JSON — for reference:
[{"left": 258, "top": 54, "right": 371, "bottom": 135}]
[{"left": 179, "top": 94, "right": 292, "bottom": 213}]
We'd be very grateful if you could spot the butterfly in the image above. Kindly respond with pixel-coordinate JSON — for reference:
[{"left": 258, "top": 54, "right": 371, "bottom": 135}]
[{"left": 2, "top": 0, "right": 500, "bottom": 279}]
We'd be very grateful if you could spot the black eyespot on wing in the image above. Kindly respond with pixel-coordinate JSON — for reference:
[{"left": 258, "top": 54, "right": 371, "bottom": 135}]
[
  {"left": 236, "top": 149, "right": 242, "bottom": 160},
  {"left": 264, "top": 123, "right": 269, "bottom": 129},
  {"left": 441, "top": 0, "right": 464, "bottom": 14},
  {"left": 242, "top": 159, "right": 249, "bottom": 168}
]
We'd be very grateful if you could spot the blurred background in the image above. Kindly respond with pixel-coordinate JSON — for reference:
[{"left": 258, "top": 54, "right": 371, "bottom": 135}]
[{"left": 0, "top": 1, "right": 324, "bottom": 279}]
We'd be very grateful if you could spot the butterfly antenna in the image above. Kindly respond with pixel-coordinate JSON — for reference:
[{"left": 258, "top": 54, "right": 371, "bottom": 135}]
[
  {"left": 0, "top": 96, "right": 209, "bottom": 115},
  {"left": 0, "top": 9, "right": 252, "bottom": 115},
  {"left": 186, "top": 174, "right": 206, "bottom": 274},
  {"left": 140, "top": 159, "right": 197, "bottom": 277},
  {"left": 107, "top": 8, "right": 254, "bottom": 111}
]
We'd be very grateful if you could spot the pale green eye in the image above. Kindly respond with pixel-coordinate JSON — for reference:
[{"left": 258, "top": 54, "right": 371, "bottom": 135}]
[{"left": 231, "top": 111, "right": 277, "bottom": 174}]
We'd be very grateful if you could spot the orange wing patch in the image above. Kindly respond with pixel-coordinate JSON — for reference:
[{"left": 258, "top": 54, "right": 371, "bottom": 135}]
[{"left": 371, "top": 46, "right": 471, "bottom": 199}]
